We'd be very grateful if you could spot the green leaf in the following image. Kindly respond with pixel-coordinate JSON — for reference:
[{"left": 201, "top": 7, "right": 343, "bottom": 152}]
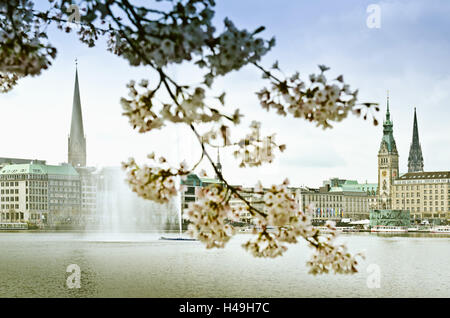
[
  {"left": 253, "top": 26, "right": 266, "bottom": 35},
  {"left": 318, "top": 64, "right": 330, "bottom": 72},
  {"left": 217, "top": 92, "right": 226, "bottom": 105},
  {"left": 272, "top": 61, "right": 279, "bottom": 70}
]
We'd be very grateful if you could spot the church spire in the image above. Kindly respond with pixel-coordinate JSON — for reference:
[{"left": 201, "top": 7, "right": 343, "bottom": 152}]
[
  {"left": 215, "top": 147, "right": 222, "bottom": 179},
  {"left": 68, "top": 60, "right": 87, "bottom": 167},
  {"left": 408, "top": 107, "right": 424, "bottom": 172},
  {"left": 386, "top": 90, "right": 390, "bottom": 121}
]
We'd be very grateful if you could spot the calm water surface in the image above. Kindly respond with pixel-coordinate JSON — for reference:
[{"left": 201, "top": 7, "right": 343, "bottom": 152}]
[{"left": 0, "top": 231, "right": 449, "bottom": 297}]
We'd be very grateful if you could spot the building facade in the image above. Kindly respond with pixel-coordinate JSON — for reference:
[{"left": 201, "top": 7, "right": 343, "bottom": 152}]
[
  {"left": 0, "top": 163, "right": 81, "bottom": 225},
  {"left": 392, "top": 171, "right": 449, "bottom": 223},
  {"left": 295, "top": 178, "right": 377, "bottom": 221},
  {"left": 376, "top": 98, "right": 449, "bottom": 224}
]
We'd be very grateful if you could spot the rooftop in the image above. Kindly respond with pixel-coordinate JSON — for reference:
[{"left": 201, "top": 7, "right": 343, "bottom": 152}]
[
  {"left": 0, "top": 163, "right": 79, "bottom": 176},
  {"left": 0, "top": 157, "right": 46, "bottom": 165},
  {"left": 398, "top": 171, "right": 450, "bottom": 180}
]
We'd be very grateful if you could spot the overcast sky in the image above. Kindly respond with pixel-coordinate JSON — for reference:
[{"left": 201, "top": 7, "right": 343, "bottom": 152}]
[{"left": 0, "top": 0, "right": 449, "bottom": 188}]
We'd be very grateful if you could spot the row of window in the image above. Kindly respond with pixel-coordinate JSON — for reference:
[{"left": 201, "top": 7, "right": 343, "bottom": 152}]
[
  {"left": 396, "top": 193, "right": 449, "bottom": 200},
  {"left": 1, "top": 197, "right": 19, "bottom": 202},
  {"left": 395, "top": 184, "right": 449, "bottom": 190},
  {"left": 412, "top": 207, "right": 450, "bottom": 212},
  {"left": 1, "top": 203, "right": 49, "bottom": 210},
  {"left": 1, "top": 189, "right": 19, "bottom": 194},
  {"left": 396, "top": 191, "right": 448, "bottom": 197},
  {"left": 0, "top": 204, "right": 19, "bottom": 210},
  {"left": 1, "top": 181, "right": 81, "bottom": 187},
  {"left": 396, "top": 199, "right": 449, "bottom": 206},
  {"left": 0, "top": 212, "right": 24, "bottom": 220},
  {"left": 0, "top": 174, "right": 47, "bottom": 181},
  {"left": 27, "top": 196, "right": 47, "bottom": 203},
  {"left": 0, "top": 181, "right": 19, "bottom": 187},
  {"left": 303, "top": 196, "right": 369, "bottom": 202}
]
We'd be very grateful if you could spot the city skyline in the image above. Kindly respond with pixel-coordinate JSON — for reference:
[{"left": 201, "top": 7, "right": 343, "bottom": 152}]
[{"left": 0, "top": 0, "right": 449, "bottom": 188}]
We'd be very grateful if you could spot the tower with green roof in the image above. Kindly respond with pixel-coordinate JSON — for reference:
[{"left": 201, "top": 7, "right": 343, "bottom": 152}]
[{"left": 377, "top": 92, "right": 399, "bottom": 209}]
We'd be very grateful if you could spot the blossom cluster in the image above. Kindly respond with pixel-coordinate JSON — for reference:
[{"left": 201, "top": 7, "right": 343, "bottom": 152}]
[
  {"left": 306, "top": 221, "right": 365, "bottom": 275},
  {"left": 122, "top": 155, "right": 188, "bottom": 204},
  {"left": 256, "top": 65, "right": 369, "bottom": 129},
  {"left": 203, "top": 18, "right": 275, "bottom": 82},
  {"left": 233, "top": 121, "right": 286, "bottom": 167},
  {"left": 242, "top": 179, "right": 316, "bottom": 258},
  {"left": 106, "top": 0, "right": 216, "bottom": 68},
  {"left": 0, "top": 0, "right": 57, "bottom": 92},
  {"left": 121, "top": 80, "right": 241, "bottom": 133},
  {"left": 0, "top": 72, "right": 19, "bottom": 93},
  {"left": 186, "top": 183, "right": 240, "bottom": 248},
  {"left": 120, "top": 80, "right": 162, "bottom": 133}
]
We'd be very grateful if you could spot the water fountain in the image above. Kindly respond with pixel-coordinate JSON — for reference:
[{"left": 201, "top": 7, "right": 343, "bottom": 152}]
[
  {"left": 159, "top": 175, "right": 196, "bottom": 241},
  {"left": 86, "top": 166, "right": 180, "bottom": 240}
]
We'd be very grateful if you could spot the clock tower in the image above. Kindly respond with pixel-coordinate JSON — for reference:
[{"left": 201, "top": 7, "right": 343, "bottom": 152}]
[{"left": 377, "top": 93, "right": 399, "bottom": 209}]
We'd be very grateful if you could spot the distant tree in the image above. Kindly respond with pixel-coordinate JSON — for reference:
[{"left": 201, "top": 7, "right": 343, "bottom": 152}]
[{"left": 0, "top": 0, "right": 379, "bottom": 274}]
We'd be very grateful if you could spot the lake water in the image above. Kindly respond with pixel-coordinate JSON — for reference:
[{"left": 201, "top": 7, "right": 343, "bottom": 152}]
[{"left": 0, "top": 231, "right": 449, "bottom": 297}]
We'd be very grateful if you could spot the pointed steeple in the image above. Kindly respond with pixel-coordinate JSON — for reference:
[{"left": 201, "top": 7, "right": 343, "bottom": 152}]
[
  {"left": 408, "top": 107, "right": 424, "bottom": 172},
  {"left": 215, "top": 148, "right": 222, "bottom": 179},
  {"left": 380, "top": 91, "right": 397, "bottom": 154},
  {"left": 386, "top": 90, "right": 390, "bottom": 121},
  {"left": 68, "top": 61, "right": 87, "bottom": 167}
]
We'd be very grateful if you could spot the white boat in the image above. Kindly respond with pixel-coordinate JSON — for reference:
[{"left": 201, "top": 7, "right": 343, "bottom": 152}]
[
  {"left": 371, "top": 225, "right": 408, "bottom": 233},
  {"left": 336, "top": 226, "right": 358, "bottom": 232},
  {"left": 417, "top": 226, "right": 432, "bottom": 232},
  {"left": 430, "top": 226, "right": 450, "bottom": 234}
]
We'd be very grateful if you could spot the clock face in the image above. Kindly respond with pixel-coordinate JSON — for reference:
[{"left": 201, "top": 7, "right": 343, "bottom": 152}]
[
  {"left": 382, "top": 170, "right": 387, "bottom": 177},
  {"left": 392, "top": 170, "right": 397, "bottom": 177}
]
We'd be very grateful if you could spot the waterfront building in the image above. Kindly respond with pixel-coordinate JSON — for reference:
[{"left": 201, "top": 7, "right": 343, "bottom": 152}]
[
  {"left": 375, "top": 98, "right": 449, "bottom": 224},
  {"left": 181, "top": 173, "right": 222, "bottom": 210},
  {"left": 76, "top": 166, "right": 98, "bottom": 222},
  {"left": 392, "top": 171, "right": 449, "bottom": 224},
  {"left": 0, "top": 163, "right": 81, "bottom": 225},
  {"left": 229, "top": 187, "right": 264, "bottom": 224},
  {"left": 180, "top": 173, "right": 258, "bottom": 224},
  {"left": 294, "top": 178, "right": 377, "bottom": 221}
]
